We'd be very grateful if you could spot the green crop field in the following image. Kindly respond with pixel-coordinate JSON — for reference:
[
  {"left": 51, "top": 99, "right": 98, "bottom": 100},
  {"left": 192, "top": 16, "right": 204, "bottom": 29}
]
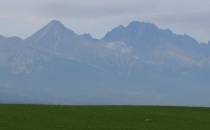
[{"left": 0, "top": 105, "right": 210, "bottom": 130}]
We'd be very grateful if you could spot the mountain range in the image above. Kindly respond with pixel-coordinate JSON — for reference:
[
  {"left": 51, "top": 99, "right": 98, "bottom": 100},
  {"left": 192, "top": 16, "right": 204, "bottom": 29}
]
[{"left": 0, "top": 20, "right": 210, "bottom": 106}]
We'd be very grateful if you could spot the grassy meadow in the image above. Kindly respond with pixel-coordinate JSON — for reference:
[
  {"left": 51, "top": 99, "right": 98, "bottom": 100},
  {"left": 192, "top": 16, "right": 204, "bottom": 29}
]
[{"left": 0, "top": 105, "right": 210, "bottom": 130}]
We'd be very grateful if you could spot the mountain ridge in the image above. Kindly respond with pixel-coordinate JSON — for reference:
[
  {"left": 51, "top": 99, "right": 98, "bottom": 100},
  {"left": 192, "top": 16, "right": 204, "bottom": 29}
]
[
  {"left": 0, "top": 20, "right": 210, "bottom": 106},
  {"left": 1, "top": 20, "right": 208, "bottom": 44}
]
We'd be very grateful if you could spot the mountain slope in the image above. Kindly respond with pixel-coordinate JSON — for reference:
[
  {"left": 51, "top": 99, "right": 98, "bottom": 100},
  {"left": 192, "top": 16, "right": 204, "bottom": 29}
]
[
  {"left": 103, "top": 21, "right": 210, "bottom": 69},
  {"left": 26, "top": 20, "right": 136, "bottom": 74},
  {"left": 0, "top": 20, "right": 210, "bottom": 106}
]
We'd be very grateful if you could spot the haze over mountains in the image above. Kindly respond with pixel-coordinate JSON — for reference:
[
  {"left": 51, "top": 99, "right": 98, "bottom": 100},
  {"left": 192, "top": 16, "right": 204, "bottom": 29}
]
[{"left": 0, "top": 20, "right": 210, "bottom": 106}]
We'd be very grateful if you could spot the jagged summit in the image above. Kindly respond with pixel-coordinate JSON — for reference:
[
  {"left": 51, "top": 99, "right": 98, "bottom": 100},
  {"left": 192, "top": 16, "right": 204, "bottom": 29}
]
[
  {"left": 40, "top": 20, "right": 75, "bottom": 35},
  {"left": 45, "top": 20, "right": 65, "bottom": 30},
  {"left": 26, "top": 20, "right": 77, "bottom": 42},
  {"left": 48, "top": 20, "right": 63, "bottom": 25},
  {"left": 103, "top": 21, "right": 162, "bottom": 43},
  {"left": 127, "top": 21, "right": 158, "bottom": 28}
]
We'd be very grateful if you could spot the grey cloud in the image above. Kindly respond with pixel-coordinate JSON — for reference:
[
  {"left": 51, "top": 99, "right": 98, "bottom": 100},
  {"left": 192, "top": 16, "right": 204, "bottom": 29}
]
[{"left": 35, "top": 2, "right": 149, "bottom": 19}]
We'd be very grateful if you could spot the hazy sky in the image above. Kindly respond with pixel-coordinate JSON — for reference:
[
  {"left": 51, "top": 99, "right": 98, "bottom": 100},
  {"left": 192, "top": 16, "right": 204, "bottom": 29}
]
[{"left": 0, "top": 0, "right": 209, "bottom": 42}]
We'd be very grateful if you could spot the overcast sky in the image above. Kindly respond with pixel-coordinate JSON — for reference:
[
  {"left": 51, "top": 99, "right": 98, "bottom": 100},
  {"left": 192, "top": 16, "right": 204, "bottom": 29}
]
[{"left": 0, "top": 0, "right": 209, "bottom": 42}]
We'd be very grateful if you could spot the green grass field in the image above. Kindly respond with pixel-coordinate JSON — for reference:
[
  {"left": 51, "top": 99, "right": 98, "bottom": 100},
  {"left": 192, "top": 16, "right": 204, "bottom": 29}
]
[{"left": 0, "top": 105, "right": 210, "bottom": 130}]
